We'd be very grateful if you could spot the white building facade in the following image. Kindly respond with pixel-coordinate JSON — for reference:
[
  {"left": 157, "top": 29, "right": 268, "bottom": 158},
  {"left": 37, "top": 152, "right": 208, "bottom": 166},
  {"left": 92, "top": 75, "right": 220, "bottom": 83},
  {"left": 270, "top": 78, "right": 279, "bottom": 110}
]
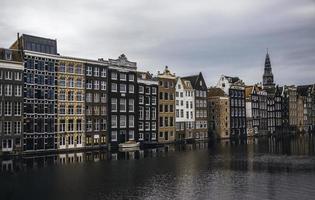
[{"left": 175, "top": 78, "right": 195, "bottom": 141}]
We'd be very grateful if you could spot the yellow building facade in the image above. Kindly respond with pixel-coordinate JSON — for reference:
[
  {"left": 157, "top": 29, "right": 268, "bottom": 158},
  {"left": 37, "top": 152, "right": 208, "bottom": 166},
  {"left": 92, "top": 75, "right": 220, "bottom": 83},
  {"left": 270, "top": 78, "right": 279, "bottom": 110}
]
[
  {"left": 157, "top": 66, "right": 176, "bottom": 143},
  {"left": 56, "top": 58, "right": 85, "bottom": 149}
]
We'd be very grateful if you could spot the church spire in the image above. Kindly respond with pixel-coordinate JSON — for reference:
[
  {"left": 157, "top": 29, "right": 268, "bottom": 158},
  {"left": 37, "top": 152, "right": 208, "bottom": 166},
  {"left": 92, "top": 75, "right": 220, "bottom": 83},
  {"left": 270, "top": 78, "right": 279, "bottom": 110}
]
[
  {"left": 265, "top": 52, "right": 271, "bottom": 69},
  {"left": 263, "top": 50, "right": 275, "bottom": 90}
]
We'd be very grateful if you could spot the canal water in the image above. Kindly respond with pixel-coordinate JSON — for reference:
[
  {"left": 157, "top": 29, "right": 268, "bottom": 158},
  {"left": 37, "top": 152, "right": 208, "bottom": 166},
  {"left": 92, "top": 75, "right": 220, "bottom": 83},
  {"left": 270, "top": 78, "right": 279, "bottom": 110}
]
[{"left": 1, "top": 136, "right": 315, "bottom": 200}]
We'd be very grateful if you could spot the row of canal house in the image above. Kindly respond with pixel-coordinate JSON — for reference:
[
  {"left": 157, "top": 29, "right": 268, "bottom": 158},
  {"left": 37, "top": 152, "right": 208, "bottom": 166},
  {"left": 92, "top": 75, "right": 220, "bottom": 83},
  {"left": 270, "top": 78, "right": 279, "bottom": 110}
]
[
  {"left": 282, "top": 84, "right": 315, "bottom": 133},
  {"left": 208, "top": 52, "right": 315, "bottom": 140},
  {"left": 175, "top": 73, "right": 208, "bottom": 142},
  {"left": 1, "top": 33, "right": 315, "bottom": 154},
  {"left": 215, "top": 75, "right": 247, "bottom": 139},
  {"left": 0, "top": 34, "right": 211, "bottom": 154}
]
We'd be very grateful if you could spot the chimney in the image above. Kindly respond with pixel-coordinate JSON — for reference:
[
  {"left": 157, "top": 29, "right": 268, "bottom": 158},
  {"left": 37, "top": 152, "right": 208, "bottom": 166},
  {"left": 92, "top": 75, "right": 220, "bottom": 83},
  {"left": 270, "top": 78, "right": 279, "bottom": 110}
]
[{"left": 17, "top": 32, "right": 20, "bottom": 50}]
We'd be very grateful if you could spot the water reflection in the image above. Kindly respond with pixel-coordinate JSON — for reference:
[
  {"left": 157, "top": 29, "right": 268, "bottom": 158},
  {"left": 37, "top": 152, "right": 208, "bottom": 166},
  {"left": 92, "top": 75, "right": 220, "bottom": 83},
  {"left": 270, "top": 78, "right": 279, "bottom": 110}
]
[
  {"left": 1, "top": 136, "right": 314, "bottom": 174},
  {"left": 1, "top": 136, "right": 315, "bottom": 200}
]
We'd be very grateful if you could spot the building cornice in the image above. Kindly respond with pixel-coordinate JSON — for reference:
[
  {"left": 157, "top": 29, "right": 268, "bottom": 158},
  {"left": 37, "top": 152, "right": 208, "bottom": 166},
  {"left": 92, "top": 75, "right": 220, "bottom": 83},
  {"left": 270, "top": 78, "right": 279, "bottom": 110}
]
[
  {"left": 0, "top": 61, "right": 24, "bottom": 70},
  {"left": 24, "top": 50, "right": 109, "bottom": 66},
  {"left": 137, "top": 79, "right": 158, "bottom": 85}
]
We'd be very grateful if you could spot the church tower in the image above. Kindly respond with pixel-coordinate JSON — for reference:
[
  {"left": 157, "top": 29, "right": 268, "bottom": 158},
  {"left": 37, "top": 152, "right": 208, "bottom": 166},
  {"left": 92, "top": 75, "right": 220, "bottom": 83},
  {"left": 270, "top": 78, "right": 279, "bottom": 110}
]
[{"left": 262, "top": 50, "right": 275, "bottom": 90}]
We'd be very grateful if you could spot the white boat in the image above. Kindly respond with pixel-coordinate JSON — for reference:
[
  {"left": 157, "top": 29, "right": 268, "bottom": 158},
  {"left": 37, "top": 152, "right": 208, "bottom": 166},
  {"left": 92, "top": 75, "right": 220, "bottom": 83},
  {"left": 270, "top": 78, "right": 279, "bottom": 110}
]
[
  {"left": 118, "top": 141, "right": 140, "bottom": 148},
  {"left": 119, "top": 146, "right": 140, "bottom": 152}
]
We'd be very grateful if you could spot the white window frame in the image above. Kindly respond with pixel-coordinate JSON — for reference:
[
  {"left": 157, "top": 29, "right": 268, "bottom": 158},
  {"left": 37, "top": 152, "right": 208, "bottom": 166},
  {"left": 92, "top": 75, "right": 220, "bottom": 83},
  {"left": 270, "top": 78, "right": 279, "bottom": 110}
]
[
  {"left": 128, "top": 130, "right": 134, "bottom": 140},
  {"left": 5, "top": 71, "right": 12, "bottom": 80},
  {"left": 15, "top": 85, "right": 22, "bottom": 97},
  {"left": 129, "top": 99, "right": 134, "bottom": 112},
  {"left": 111, "top": 115, "right": 117, "bottom": 128},
  {"left": 120, "top": 84, "right": 126, "bottom": 93},
  {"left": 101, "top": 68, "right": 107, "bottom": 77},
  {"left": 120, "top": 73, "right": 127, "bottom": 81},
  {"left": 94, "top": 80, "right": 99, "bottom": 90},
  {"left": 14, "top": 102, "right": 22, "bottom": 116},
  {"left": 111, "top": 72, "right": 117, "bottom": 80},
  {"left": 152, "top": 87, "right": 157, "bottom": 94},
  {"left": 111, "top": 98, "right": 117, "bottom": 112},
  {"left": 129, "top": 84, "right": 134, "bottom": 93},
  {"left": 15, "top": 72, "right": 22, "bottom": 81},
  {"left": 152, "top": 122, "right": 156, "bottom": 130},
  {"left": 87, "top": 66, "right": 92, "bottom": 76},
  {"left": 129, "top": 115, "right": 134, "bottom": 128},
  {"left": 129, "top": 74, "right": 135, "bottom": 81},
  {"left": 139, "top": 96, "right": 144, "bottom": 104},
  {"left": 120, "top": 115, "right": 126, "bottom": 128},
  {"left": 101, "top": 81, "right": 106, "bottom": 90},
  {"left": 152, "top": 97, "right": 156, "bottom": 105},
  {"left": 145, "top": 122, "right": 150, "bottom": 131},
  {"left": 111, "top": 131, "right": 117, "bottom": 141},
  {"left": 94, "top": 67, "right": 99, "bottom": 77},
  {"left": 139, "top": 86, "right": 144, "bottom": 93},
  {"left": 120, "top": 99, "right": 126, "bottom": 112},
  {"left": 111, "top": 83, "right": 117, "bottom": 92}
]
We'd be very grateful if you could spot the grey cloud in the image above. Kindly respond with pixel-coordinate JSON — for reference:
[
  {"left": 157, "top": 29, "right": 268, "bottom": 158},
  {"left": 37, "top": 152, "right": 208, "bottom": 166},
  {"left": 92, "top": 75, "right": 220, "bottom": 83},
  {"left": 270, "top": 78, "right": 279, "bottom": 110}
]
[{"left": 0, "top": 0, "right": 314, "bottom": 86}]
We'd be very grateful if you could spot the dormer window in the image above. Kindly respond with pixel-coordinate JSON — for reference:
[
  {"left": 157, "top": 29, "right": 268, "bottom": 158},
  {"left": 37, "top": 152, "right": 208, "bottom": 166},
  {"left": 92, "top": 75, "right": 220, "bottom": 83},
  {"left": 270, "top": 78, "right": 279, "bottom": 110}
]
[{"left": 5, "top": 50, "right": 12, "bottom": 61}]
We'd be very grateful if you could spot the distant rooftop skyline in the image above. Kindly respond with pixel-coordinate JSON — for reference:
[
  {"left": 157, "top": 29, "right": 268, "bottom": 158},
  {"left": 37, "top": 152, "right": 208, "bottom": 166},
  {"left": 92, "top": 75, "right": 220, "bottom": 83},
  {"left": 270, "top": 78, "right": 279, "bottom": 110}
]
[{"left": 0, "top": 0, "right": 314, "bottom": 86}]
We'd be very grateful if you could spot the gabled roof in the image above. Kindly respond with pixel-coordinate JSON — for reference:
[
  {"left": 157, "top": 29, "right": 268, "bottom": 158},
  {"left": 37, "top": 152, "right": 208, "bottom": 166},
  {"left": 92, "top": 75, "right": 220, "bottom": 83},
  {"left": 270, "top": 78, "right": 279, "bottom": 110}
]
[
  {"left": 137, "top": 71, "right": 154, "bottom": 80},
  {"left": 108, "top": 54, "right": 137, "bottom": 69},
  {"left": 297, "top": 85, "right": 312, "bottom": 96},
  {"left": 181, "top": 78, "right": 193, "bottom": 90},
  {"left": 157, "top": 66, "right": 176, "bottom": 79},
  {"left": 223, "top": 75, "right": 241, "bottom": 84},
  {"left": 275, "top": 85, "right": 283, "bottom": 95},
  {"left": 207, "top": 87, "right": 226, "bottom": 97},
  {"left": 182, "top": 74, "right": 199, "bottom": 87},
  {"left": 182, "top": 72, "right": 207, "bottom": 89},
  {"left": 245, "top": 86, "right": 254, "bottom": 98},
  {"left": 245, "top": 85, "right": 264, "bottom": 98}
]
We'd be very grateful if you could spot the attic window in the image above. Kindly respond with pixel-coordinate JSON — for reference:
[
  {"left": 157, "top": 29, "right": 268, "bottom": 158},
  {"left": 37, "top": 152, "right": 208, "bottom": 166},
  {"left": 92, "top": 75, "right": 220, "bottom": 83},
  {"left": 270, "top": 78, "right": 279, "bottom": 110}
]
[{"left": 5, "top": 50, "right": 12, "bottom": 61}]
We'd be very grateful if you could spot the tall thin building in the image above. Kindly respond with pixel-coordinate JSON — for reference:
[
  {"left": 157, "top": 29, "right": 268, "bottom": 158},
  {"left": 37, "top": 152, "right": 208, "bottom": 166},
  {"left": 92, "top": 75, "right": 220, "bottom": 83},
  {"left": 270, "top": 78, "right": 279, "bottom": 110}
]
[
  {"left": 108, "top": 54, "right": 137, "bottom": 147},
  {"left": 217, "top": 75, "right": 247, "bottom": 139},
  {"left": 207, "top": 87, "right": 230, "bottom": 139},
  {"left": 182, "top": 72, "right": 208, "bottom": 140},
  {"left": 0, "top": 48, "right": 24, "bottom": 154},
  {"left": 56, "top": 57, "right": 85, "bottom": 150},
  {"left": 85, "top": 60, "right": 108, "bottom": 148},
  {"left": 157, "top": 66, "right": 176, "bottom": 143},
  {"left": 137, "top": 71, "right": 158, "bottom": 144},
  {"left": 175, "top": 77, "right": 195, "bottom": 141},
  {"left": 11, "top": 34, "right": 58, "bottom": 151}
]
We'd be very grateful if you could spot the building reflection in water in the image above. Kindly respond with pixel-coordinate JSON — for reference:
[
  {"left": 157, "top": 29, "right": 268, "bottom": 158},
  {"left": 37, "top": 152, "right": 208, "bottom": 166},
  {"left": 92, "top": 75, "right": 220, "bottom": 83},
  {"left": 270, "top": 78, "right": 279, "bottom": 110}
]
[{"left": 1, "top": 135, "right": 315, "bottom": 174}]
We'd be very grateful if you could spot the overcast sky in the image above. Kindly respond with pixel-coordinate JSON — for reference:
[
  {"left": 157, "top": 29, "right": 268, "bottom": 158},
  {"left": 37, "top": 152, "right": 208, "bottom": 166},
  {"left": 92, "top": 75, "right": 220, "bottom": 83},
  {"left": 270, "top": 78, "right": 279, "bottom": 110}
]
[{"left": 0, "top": 0, "right": 314, "bottom": 86}]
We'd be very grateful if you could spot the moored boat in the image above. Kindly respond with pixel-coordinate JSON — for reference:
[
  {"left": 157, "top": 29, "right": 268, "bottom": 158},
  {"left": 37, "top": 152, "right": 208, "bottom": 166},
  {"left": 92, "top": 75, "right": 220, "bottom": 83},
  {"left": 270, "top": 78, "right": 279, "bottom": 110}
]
[{"left": 118, "top": 141, "right": 140, "bottom": 148}]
